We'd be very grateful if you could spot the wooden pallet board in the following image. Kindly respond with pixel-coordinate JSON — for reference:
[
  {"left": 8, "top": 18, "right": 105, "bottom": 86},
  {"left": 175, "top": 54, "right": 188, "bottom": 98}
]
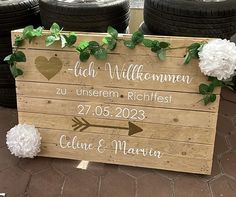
[{"left": 13, "top": 30, "right": 220, "bottom": 175}]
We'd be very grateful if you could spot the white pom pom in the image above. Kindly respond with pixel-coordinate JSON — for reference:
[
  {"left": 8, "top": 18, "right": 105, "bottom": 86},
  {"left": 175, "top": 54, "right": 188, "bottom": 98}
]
[
  {"left": 6, "top": 124, "right": 41, "bottom": 158},
  {"left": 198, "top": 39, "right": 236, "bottom": 80}
]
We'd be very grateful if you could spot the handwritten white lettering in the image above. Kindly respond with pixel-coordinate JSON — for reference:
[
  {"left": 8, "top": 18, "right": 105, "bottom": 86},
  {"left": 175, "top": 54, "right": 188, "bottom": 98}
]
[
  {"left": 104, "top": 63, "right": 192, "bottom": 84},
  {"left": 59, "top": 135, "right": 93, "bottom": 151},
  {"left": 97, "top": 139, "right": 106, "bottom": 153},
  {"left": 72, "top": 61, "right": 193, "bottom": 85},
  {"left": 74, "top": 61, "right": 97, "bottom": 78},
  {"left": 112, "top": 140, "right": 162, "bottom": 158},
  {"left": 59, "top": 136, "right": 162, "bottom": 159}
]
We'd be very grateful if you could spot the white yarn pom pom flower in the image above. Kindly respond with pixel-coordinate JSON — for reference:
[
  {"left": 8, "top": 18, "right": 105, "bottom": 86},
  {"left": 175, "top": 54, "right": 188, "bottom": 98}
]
[
  {"left": 198, "top": 39, "right": 236, "bottom": 80},
  {"left": 6, "top": 124, "right": 41, "bottom": 158}
]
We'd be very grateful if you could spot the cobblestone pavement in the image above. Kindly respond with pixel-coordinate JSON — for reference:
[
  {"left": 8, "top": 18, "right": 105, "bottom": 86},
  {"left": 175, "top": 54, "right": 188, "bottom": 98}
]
[{"left": 0, "top": 88, "right": 235, "bottom": 197}]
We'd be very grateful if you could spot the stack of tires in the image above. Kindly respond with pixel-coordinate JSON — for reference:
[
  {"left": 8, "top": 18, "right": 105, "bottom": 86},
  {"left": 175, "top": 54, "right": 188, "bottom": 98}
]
[
  {"left": 0, "top": 0, "right": 41, "bottom": 108},
  {"left": 140, "top": 0, "right": 236, "bottom": 39},
  {"left": 39, "top": 0, "right": 130, "bottom": 33}
]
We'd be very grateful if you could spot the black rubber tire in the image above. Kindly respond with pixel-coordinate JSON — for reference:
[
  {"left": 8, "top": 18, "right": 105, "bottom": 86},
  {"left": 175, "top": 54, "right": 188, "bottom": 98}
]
[
  {"left": 39, "top": 0, "right": 130, "bottom": 33},
  {"left": 0, "top": 0, "right": 41, "bottom": 32},
  {"left": 144, "top": 0, "right": 236, "bottom": 39},
  {"left": 0, "top": 33, "right": 12, "bottom": 64},
  {"left": 138, "top": 22, "right": 155, "bottom": 35},
  {"left": 39, "top": 0, "right": 130, "bottom": 15},
  {"left": 0, "top": 0, "right": 41, "bottom": 59},
  {"left": 0, "top": 0, "right": 39, "bottom": 12},
  {"left": 0, "top": 0, "right": 41, "bottom": 108},
  {"left": 0, "top": 64, "right": 16, "bottom": 109},
  {"left": 0, "top": 64, "right": 15, "bottom": 86},
  {"left": 40, "top": 14, "right": 130, "bottom": 33},
  {"left": 0, "top": 88, "right": 17, "bottom": 108}
]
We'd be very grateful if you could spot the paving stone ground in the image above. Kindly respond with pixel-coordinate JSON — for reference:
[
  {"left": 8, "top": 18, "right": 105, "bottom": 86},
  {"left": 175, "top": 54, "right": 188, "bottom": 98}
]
[{"left": 0, "top": 88, "right": 235, "bottom": 197}]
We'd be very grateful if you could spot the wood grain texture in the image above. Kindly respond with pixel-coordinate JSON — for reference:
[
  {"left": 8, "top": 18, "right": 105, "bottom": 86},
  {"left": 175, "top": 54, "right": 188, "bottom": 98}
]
[
  {"left": 18, "top": 112, "right": 216, "bottom": 144},
  {"left": 15, "top": 49, "right": 218, "bottom": 93},
  {"left": 40, "top": 142, "right": 213, "bottom": 174},
  {"left": 12, "top": 30, "right": 210, "bottom": 57},
  {"left": 16, "top": 81, "right": 220, "bottom": 112},
  {"left": 17, "top": 96, "right": 218, "bottom": 128},
  {"left": 39, "top": 128, "right": 213, "bottom": 159},
  {"left": 13, "top": 30, "right": 220, "bottom": 174}
]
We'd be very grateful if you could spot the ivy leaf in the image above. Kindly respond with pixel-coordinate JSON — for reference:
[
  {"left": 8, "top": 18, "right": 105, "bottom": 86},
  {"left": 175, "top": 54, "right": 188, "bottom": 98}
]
[
  {"left": 103, "top": 37, "right": 117, "bottom": 51},
  {"left": 153, "top": 40, "right": 160, "bottom": 46},
  {"left": 102, "top": 36, "right": 110, "bottom": 44},
  {"left": 65, "top": 32, "right": 77, "bottom": 46},
  {"left": 124, "top": 40, "right": 135, "bottom": 49},
  {"left": 203, "top": 96, "right": 211, "bottom": 105},
  {"left": 151, "top": 45, "right": 161, "bottom": 53},
  {"left": 22, "top": 26, "right": 43, "bottom": 42},
  {"left": 224, "top": 81, "right": 235, "bottom": 87},
  {"left": 143, "top": 39, "right": 154, "bottom": 47},
  {"left": 55, "top": 35, "right": 60, "bottom": 41},
  {"left": 50, "top": 23, "right": 61, "bottom": 35},
  {"left": 132, "top": 31, "right": 144, "bottom": 44},
  {"left": 188, "top": 43, "right": 202, "bottom": 58},
  {"left": 159, "top": 42, "right": 170, "bottom": 49},
  {"left": 12, "top": 51, "right": 26, "bottom": 62},
  {"left": 45, "top": 35, "right": 56, "bottom": 47},
  {"left": 208, "top": 83, "right": 215, "bottom": 93},
  {"left": 10, "top": 63, "right": 23, "bottom": 78},
  {"left": 94, "top": 47, "right": 107, "bottom": 60},
  {"left": 23, "top": 25, "right": 34, "bottom": 38},
  {"left": 89, "top": 41, "right": 100, "bottom": 48},
  {"left": 203, "top": 94, "right": 216, "bottom": 105},
  {"left": 60, "top": 35, "right": 67, "bottom": 48},
  {"left": 107, "top": 38, "right": 117, "bottom": 51},
  {"left": 157, "top": 49, "right": 166, "bottom": 61},
  {"left": 90, "top": 48, "right": 97, "bottom": 55},
  {"left": 212, "top": 78, "right": 223, "bottom": 87},
  {"left": 210, "top": 94, "right": 216, "bottom": 102},
  {"left": 208, "top": 76, "right": 216, "bottom": 82},
  {"left": 189, "top": 48, "right": 199, "bottom": 59},
  {"left": 184, "top": 42, "right": 202, "bottom": 64},
  {"left": 80, "top": 51, "right": 90, "bottom": 62},
  {"left": 224, "top": 83, "right": 235, "bottom": 91},
  {"left": 188, "top": 43, "right": 201, "bottom": 50},
  {"left": 207, "top": 77, "right": 223, "bottom": 93},
  {"left": 76, "top": 41, "right": 89, "bottom": 52},
  {"left": 23, "top": 25, "right": 33, "bottom": 35},
  {"left": 107, "top": 26, "right": 118, "bottom": 39},
  {"left": 199, "top": 84, "right": 209, "bottom": 95},
  {"left": 15, "top": 36, "right": 24, "bottom": 47},
  {"left": 34, "top": 27, "right": 43, "bottom": 37},
  {"left": 183, "top": 52, "right": 192, "bottom": 64},
  {"left": 4, "top": 54, "right": 12, "bottom": 64},
  {"left": 89, "top": 41, "right": 100, "bottom": 54}
]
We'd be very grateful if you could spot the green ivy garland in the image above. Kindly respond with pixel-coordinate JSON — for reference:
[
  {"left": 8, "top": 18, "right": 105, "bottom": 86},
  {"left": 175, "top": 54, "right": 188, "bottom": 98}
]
[{"left": 4, "top": 23, "right": 233, "bottom": 105}]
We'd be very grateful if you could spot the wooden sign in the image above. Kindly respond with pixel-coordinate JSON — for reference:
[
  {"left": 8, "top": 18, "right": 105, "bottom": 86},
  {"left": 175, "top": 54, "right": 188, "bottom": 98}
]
[{"left": 13, "top": 30, "right": 220, "bottom": 175}]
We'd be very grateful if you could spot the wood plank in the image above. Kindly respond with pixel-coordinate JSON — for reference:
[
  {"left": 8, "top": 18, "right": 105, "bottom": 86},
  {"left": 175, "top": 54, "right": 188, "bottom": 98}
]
[
  {"left": 15, "top": 49, "right": 221, "bottom": 94},
  {"left": 39, "top": 128, "right": 213, "bottom": 159},
  {"left": 17, "top": 49, "right": 203, "bottom": 73},
  {"left": 16, "top": 81, "right": 220, "bottom": 112},
  {"left": 12, "top": 30, "right": 219, "bottom": 175},
  {"left": 16, "top": 69, "right": 216, "bottom": 95},
  {"left": 17, "top": 96, "right": 218, "bottom": 128},
  {"left": 12, "top": 30, "right": 211, "bottom": 58},
  {"left": 39, "top": 142, "right": 212, "bottom": 175},
  {"left": 18, "top": 112, "right": 216, "bottom": 145}
]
